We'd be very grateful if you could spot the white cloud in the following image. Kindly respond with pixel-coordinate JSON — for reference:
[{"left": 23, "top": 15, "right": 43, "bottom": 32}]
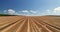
[
  {"left": 21, "top": 10, "right": 37, "bottom": 14},
  {"left": 53, "top": 7, "right": 60, "bottom": 13},
  {"left": 54, "top": 7, "right": 60, "bottom": 11},
  {"left": 43, "top": 7, "right": 60, "bottom": 15},
  {"left": 8, "top": 9, "right": 15, "bottom": 15},
  {"left": 30, "top": 10, "right": 37, "bottom": 14},
  {"left": 3, "top": 7, "right": 60, "bottom": 16},
  {"left": 3, "top": 9, "right": 37, "bottom": 16},
  {"left": 22, "top": 10, "right": 29, "bottom": 13},
  {"left": 21, "top": 10, "right": 37, "bottom": 16}
]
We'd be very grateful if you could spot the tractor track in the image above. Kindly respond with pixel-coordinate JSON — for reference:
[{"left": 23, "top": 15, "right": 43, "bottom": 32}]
[{"left": 0, "top": 16, "right": 60, "bottom": 32}]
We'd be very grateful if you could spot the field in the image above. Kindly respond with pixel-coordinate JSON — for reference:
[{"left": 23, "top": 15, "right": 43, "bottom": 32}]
[{"left": 0, "top": 16, "right": 60, "bottom": 32}]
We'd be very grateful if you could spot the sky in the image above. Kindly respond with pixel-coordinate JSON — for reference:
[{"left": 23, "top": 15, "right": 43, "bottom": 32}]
[{"left": 0, "top": 0, "right": 60, "bottom": 16}]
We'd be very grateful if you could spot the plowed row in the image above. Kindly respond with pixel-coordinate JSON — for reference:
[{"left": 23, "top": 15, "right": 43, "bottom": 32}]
[{"left": 0, "top": 16, "right": 60, "bottom": 32}]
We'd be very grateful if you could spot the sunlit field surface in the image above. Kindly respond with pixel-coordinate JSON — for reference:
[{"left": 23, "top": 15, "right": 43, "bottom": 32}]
[{"left": 0, "top": 16, "right": 60, "bottom": 32}]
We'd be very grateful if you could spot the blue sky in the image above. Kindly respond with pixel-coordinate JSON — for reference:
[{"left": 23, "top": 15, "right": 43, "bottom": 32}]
[{"left": 0, "top": 0, "right": 60, "bottom": 16}]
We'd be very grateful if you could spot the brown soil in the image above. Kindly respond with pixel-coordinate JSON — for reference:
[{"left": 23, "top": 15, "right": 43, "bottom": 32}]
[{"left": 0, "top": 16, "right": 60, "bottom": 32}]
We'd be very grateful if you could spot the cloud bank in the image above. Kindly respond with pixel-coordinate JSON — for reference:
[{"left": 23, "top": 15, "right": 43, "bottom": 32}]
[
  {"left": 3, "top": 7, "right": 60, "bottom": 16},
  {"left": 3, "top": 9, "right": 37, "bottom": 16},
  {"left": 46, "top": 7, "right": 60, "bottom": 15},
  {"left": 8, "top": 9, "right": 15, "bottom": 14}
]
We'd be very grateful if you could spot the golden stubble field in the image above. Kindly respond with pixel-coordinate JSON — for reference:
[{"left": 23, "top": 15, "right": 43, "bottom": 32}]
[{"left": 0, "top": 16, "right": 60, "bottom": 32}]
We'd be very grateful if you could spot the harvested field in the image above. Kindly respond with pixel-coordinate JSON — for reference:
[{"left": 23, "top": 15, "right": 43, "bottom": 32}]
[{"left": 0, "top": 16, "right": 60, "bottom": 32}]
